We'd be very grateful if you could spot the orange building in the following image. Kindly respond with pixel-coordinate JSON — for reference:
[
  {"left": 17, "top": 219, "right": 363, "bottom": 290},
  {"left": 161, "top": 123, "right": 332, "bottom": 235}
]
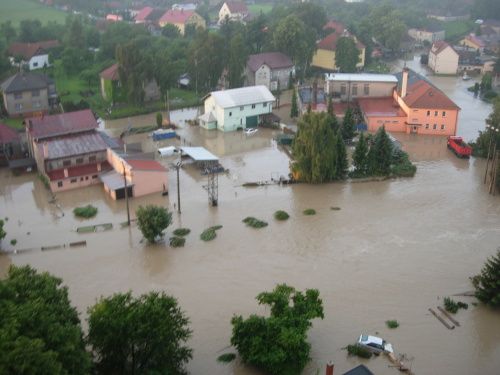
[{"left": 358, "top": 69, "right": 460, "bottom": 136}]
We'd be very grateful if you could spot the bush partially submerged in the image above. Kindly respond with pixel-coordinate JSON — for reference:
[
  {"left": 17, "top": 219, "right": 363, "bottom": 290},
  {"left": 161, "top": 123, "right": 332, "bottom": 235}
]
[
  {"left": 200, "top": 225, "right": 222, "bottom": 242},
  {"left": 444, "top": 297, "right": 468, "bottom": 314},
  {"left": 217, "top": 353, "right": 236, "bottom": 363},
  {"left": 73, "top": 205, "right": 98, "bottom": 218},
  {"left": 169, "top": 237, "right": 186, "bottom": 247},
  {"left": 386, "top": 319, "right": 399, "bottom": 329},
  {"left": 274, "top": 210, "right": 290, "bottom": 221},
  {"left": 346, "top": 344, "right": 372, "bottom": 359},
  {"left": 242, "top": 217, "right": 268, "bottom": 228},
  {"left": 303, "top": 209, "right": 316, "bottom": 215},
  {"left": 173, "top": 228, "right": 191, "bottom": 237}
]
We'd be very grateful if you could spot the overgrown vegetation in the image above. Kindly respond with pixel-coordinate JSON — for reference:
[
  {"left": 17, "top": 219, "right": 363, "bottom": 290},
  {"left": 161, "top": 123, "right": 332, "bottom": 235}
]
[
  {"left": 169, "top": 237, "right": 186, "bottom": 248},
  {"left": 10, "top": 239, "right": 16, "bottom": 246},
  {"left": 443, "top": 297, "right": 468, "bottom": 314},
  {"left": 136, "top": 205, "right": 172, "bottom": 244},
  {"left": 217, "top": 353, "right": 237, "bottom": 363},
  {"left": 303, "top": 209, "right": 316, "bottom": 216},
  {"left": 386, "top": 319, "right": 399, "bottom": 329},
  {"left": 38, "top": 173, "right": 50, "bottom": 189},
  {"left": 173, "top": 228, "right": 191, "bottom": 237},
  {"left": 0, "top": 219, "right": 5, "bottom": 243},
  {"left": 346, "top": 344, "right": 373, "bottom": 359},
  {"left": 471, "top": 248, "right": 500, "bottom": 308},
  {"left": 200, "top": 225, "right": 222, "bottom": 242},
  {"left": 73, "top": 205, "right": 98, "bottom": 219},
  {"left": 242, "top": 217, "right": 268, "bottom": 228},
  {"left": 230, "top": 284, "right": 324, "bottom": 375},
  {"left": 274, "top": 210, "right": 290, "bottom": 221}
]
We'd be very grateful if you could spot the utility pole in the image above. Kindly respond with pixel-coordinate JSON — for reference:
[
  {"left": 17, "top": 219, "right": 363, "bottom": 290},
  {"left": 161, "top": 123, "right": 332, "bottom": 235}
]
[
  {"left": 484, "top": 125, "right": 499, "bottom": 185},
  {"left": 122, "top": 162, "right": 130, "bottom": 225},
  {"left": 175, "top": 161, "right": 182, "bottom": 213}
]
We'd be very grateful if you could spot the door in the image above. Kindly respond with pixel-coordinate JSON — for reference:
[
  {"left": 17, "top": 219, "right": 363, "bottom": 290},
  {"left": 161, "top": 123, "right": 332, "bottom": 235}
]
[{"left": 246, "top": 115, "right": 258, "bottom": 128}]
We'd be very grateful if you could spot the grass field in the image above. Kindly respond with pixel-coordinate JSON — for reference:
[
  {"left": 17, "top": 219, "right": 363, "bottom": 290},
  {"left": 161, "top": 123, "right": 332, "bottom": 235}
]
[
  {"left": 248, "top": 4, "right": 274, "bottom": 15},
  {"left": 443, "top": 20, "right": 474, "bottom": 43},
  {"left": 0, "top": 0, "right": 66, "bottom": 26}
]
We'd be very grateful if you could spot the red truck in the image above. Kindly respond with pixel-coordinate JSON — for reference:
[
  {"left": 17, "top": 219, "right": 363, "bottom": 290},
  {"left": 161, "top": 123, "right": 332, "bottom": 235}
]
[{"left": 447, "top": 136, "right": 472, "bottom": 158}]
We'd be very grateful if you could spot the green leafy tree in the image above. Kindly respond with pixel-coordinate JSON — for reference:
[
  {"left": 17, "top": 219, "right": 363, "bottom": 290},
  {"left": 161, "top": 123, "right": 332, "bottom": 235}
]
[
  {"left": 335, "top": 134, "right": 348, "bottom": 179},
  {"left": 292, "top": 112, "right": 339, "bottom": 182},
  {"left": 228, "top": 32, "right": 248, "bottom": 88},
  {"left": 335, "top": 37, "right": 360, "bottom": 73},
  {"left": 136, "top": 205, "right": 173, "bottom": 243},
  {"left": 341, "top": 107, "right": 356, "bottom": 141},
  {"left": 353, "top": 132, "right": 369, "bottom": 175},
  {"left": 288, "top": 71, "right": 294, "bottom": 89},
  {"left": 368, "top": 126, "right": 393, "bottom": 175},
  {"left": 472, "top": 248, "right": 500, "bottom": 308},
  {"left": 0, "top": 266, "right": 91, "bottom": 375},
  {"left": 156, "top": 112, "right": 163, "bottom": 127},
  {"left": 0, "top": 21, "right": 17, "bottom": 43},
  {"left": 0, "top": 219, "right": 5, "bottom": 242},
  {"left": 65, "top": 17, "right": 86, "bottom": 50},
  {"left": 230, "top": 284, "right": 324, "bottom": 375},
  {"left": 88, "top": 291, "right": 192, "bottom": 375},
  {"left": 245, "top": 13, "right": 268, "bottom": 54},
  {"left": 290, "top": 89, "right": 299, "bottom": 118},
  {"left": 162, "top": 24, "right": 181, "bottom": 39},
  {"left": 19, "top": 19, "right": 43, "bottom": 42}
]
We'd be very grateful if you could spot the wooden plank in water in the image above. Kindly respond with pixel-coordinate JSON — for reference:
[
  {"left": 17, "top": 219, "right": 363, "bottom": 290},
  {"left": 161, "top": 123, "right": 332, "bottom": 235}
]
[
  {"left": 69, "top": 241, "right": 87, "bottom": 247},
  {"left": 437, "top": 306, "right": 460, "bottom": 327},
  {"left": 429, "top": 308, "right": 454, "bottom": 329}
]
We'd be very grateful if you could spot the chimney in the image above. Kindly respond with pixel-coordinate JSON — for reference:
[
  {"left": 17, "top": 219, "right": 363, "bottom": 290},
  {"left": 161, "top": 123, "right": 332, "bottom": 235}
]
[
  {"left": 326, "top": 361, "right": 334, "bottom": 375},
  {"left": 43, "top": 142, "right": 49, "bottom": 158},
  {"left": 401, "top": 67, "right": 409, "bottom": 98}
]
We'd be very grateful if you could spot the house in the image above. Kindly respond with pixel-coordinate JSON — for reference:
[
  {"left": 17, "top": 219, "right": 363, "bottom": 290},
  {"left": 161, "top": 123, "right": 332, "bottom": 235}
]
[
  {"left": 134, "top": 6, "right": 154, "bottom": 23},
  {"left": 311, "top": 32, "right": 365, "bottom": 71},
  {"left": 460, "top": 34, "right": 486, "bottom": 52},
  {"left": 99, "top": 63, "right": 160, "bottom": 103},
  {"left": 458, "top": 50, "right": 495, "bottom": 74},
  {"left": 106, "top": 14, "right": 123, "bottom": 22},
  {"left": 323, "top": 20, "right": 346, "bottom": 35},
  {"left": 199, "top": 85, "right": 275, "bottom": 132},
  {"left": 102, "top": 149, "right": 168, "bottom": 200},
  {"left": 0, "top": 123, "right": 21, "bottom": 165},
  {"left": 8, "top": 40, "right": 60, "bottom": 70},
  {"left": 324, "top": 73, "right": 398, "bottom": 101},
  {"left": 343, "top": 365, "right": 374, "bottom": 375},
  {"left": 172, "top": 3, "right": 197, "bottom": 11},
  {"left": 245, "top": 52, "right": 294, "bottom": 91},
  {"left": 357, "top": 68, "right": 460, "bottom": 136},
  {"left": 408, "top": 27, "right": 445, "bottom": 44},
  {"left": 158, "top": 9, "right": 206, "bottom": 35},
  {"left": 25, "top": 109, "right": 113, "bottom": 192},
  {"left": 481, "top": 19, "right": 500, "bottom": 34},
  {"left": 218, "top": 1, "right": 250, "bottom": 24},
  {"left": 428, "top": 41, "right": 459, "bottom": 74},
  {"left": 478, "top": 27, "right": 500, "bottom": 53},
  {"left": 1, "top": 72, "right": 57, "bottom": 117}
]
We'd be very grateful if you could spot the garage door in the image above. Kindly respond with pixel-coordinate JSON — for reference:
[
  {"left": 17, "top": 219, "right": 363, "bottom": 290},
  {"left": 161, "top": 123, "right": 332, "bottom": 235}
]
[{"left": 246, "top": 115, "right": 258, "bottom": 128}]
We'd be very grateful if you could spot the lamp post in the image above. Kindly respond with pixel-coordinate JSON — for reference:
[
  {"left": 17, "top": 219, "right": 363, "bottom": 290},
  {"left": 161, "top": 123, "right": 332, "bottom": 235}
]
[
  {"left": 174, "top": 160, "right": 182, "bottom": 214},
  {"left": 484, "top": 124, "right": 499, "bottom": 184}
]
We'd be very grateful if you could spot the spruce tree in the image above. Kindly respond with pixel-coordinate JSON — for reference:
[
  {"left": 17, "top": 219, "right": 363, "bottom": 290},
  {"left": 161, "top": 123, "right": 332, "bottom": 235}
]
[
  {"left": 368, "top": 126, "right": 393, "bottom": 176},
  {"left": 473, "top": 248, "right": 500, "bottom": 308},
  {"left": 288, "top": 71, "right": 294, "bottom": 90},
  {"left": 335, "top": 134, "right": 348, "bottom": 179},
  {"left": 341, "top": 107, "right": 355, "bottom": 141},
  {"left": 353, "top": 132, "right": 369, "bottom": 175},
  {"left": 327, "top": 95, "right": 334, "bottom": 116},
  {"left": 290, "top": 89, "right": 299, "bottom": 118}
]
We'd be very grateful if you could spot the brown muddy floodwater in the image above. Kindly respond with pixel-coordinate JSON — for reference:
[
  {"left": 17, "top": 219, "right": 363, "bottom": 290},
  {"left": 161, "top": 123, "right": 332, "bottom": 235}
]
[{"left": 1, "top": 63, "right": 500, "bottom": 375}]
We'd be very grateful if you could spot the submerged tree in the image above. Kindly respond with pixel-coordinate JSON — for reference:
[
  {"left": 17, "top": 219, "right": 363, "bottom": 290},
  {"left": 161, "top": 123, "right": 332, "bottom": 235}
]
[
  {"left": 367, "top": 126, "right": 393, "bottom": 175},
  {"left": 472, "top": 248, "right": 500, "bottom": 308},
  {"left": 341, "top": 107, "right": 356, "bottom": 141},
  {"left": 335, "top": 134, "right": 348, "bottom": 179},
  {"left": 88, "top": 291, "right": 192, "bottom": 374},
  {"left": 230, "top": 284, "right": 324, "bottom": 375},
  {"left": 0, "top": 266, "right": 91, "bottom": 375},
  {"left": 136, "top": 205, "right": 172, "bottom": 243},
  {"left": 353, "top": 132, "right": 369, "bottom": 175}
]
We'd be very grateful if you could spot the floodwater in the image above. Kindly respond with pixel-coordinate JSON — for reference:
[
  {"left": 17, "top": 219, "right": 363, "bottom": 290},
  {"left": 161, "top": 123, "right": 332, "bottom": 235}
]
[{"left": 1, "top": 63, "right": 500, "bottom": 375}]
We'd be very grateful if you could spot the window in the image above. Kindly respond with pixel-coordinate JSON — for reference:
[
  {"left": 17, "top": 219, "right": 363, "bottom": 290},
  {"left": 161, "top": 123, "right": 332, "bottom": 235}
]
[
  {"left": 425, "top": 124, "right": 429, "bottom": 129},
  {"left": 15, "top": 103, "right": 23, "bottom": 111},
  {"left": 92, "top": 175, "right": 98, "bottom": 179},
  {"left": 57, "top": 181, "right": 63, "bottom": 187},
  {"left": 14, "top": 93, "right": 22, "bottom": 99},
  {"left": 434, "top": 111, "right": 438, "bottom": 116},
  {"left": 263, "top": 103, "right": 267, "bottom": 108},
  {"left": 363, "top": 84, "right": 369, "bottom": 95},
  {"left": 33, "top": 62, "right": 38, "bottom": 67},
  {"left": 89, "top": 155, "right": 96, "bottom": 163},
  {"left": 229, "top": 112, "right": 232, "bottom": 117},
  {"left": 70, "top": 178, "right": 77, "bottom": 183},
  {"left": 352, "top": 84, "right": 358, "bottom": 96},
  {"left": 33, "top": 101, "right": 41, "bottom": 108},
  {"left": 442, "top": 111, "right": 446, "bottom": 117},
  {"left": 240, "top": 106, "right": 244, "bottom": 111},
  {"left": 441, "top": 124, "right": 445, "bottom": 130},
  {"left": 252, "top": 104, "right": 256, "bottom": 109},
  {"left": 85, "top": 176, "right": 89, "bottom": 180},
  {"left": 340, "top": 84, "right": 346, "bottom": 95},
  {"left": 63, "top": 160, "right": 71, "bottom": 167},
  {"left": 433, "top": 124, "right": 437, "bottom": 129},
  {"left": 76, "top": 158, "right": 84, "bottom": 164},
  {"left": 80, "top": 177, "right": 84, "bottom": 181},
  {"left": 32, "top": 90, "right": 40, "bottom": 97}
]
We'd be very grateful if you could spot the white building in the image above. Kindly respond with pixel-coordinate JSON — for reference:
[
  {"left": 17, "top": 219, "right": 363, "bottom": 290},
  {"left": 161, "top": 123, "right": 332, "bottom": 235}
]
[
  {"left": 408, "top": 28, "right": 445, "bottom": 44},
  {"left": 428, "top": 41, "right": 459, "bottom": 75},
  {"left": 199, "top": 86, "right": 275, "bottom": 132},
  {"left": 324, "top": 73, "right": 398, "bottom": 101},
  {"left": 8, "top": 41, "right": 60, "bottom": 71},
  {"left": 218, "top": 1, "right": 249, "bottom": 24}
]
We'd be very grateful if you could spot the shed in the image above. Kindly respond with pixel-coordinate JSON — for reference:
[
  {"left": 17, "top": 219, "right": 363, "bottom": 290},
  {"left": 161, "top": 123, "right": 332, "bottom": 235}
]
[{"left": 179, "top": 146, "right": 219, "bottom": 168}]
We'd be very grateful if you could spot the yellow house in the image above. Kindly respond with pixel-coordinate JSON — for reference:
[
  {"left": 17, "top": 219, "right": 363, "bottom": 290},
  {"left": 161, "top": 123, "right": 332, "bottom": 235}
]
[
  {"left": 311, "top": 32, "right": 365, "bottom": 71},
  {"left": 459, "top": 34, "right": 485, "bottom": 52},
  {"left": 158, "top": 9, "right": 206, "bottom": 35}
]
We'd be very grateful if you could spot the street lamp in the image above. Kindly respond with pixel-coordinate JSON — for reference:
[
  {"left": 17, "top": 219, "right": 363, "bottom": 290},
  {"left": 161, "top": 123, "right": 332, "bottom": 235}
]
[{"left": 484, "top": 124, "right": 499, "bottom": 184}]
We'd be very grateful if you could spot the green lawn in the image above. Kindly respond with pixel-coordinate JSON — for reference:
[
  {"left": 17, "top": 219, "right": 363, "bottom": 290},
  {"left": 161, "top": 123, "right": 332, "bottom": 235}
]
[
  {"left": 0, "top": 0, "right": 66, "bottom": 26},
  {"left": 248, "top": 4, "right": 273, "bottom": 15},
  {"left": 2, "top": 117, "right": 24, "bottom": 130},
  {"left": 443, "top": 20, "right": 474, "bottom": 43}
]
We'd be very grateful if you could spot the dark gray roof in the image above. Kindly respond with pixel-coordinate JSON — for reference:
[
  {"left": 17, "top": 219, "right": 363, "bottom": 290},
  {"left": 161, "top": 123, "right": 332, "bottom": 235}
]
[
  {"left": 343, "top": 365, "right": 374, "bottom": 375},
  {"left": 247, "top": 52, "right": 294, "bottom": 72},
  {"left": 1, "top": 72, "right": 54, "bottom": 94}
]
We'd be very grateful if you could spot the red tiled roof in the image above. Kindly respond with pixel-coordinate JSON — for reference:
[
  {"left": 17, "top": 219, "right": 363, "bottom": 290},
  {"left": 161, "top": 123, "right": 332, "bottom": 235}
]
[
  {"left": 135, "top": 6, "right": 153, "bottom": 22},
  {"left": 431, "top": 40, "right": 454, "bottom": 55},
  {"left": 225, "top": 1, "right": 248, "bottom": 14},
  {"left": 127, "top": 159, "right": 167, "bottom": 172},
  {"left": 27, "top": 109, "right": 98, "bottom": 140},
  {"left": 0, "top": 123, "right": 20, "bottom": 144},
  {"left": 323, "top": 20, "right": 345, "bottom": 34},
  {"left": 100, "top": 63, "right": 120, "bottom": 81},
  {"left": 357, "top": 97, "right": 407, "bottom": 117},
  {"left": 403, "top": 80, "right": 460, "bottom": 110},
  {"left": 159, "top": 9, "right": 194, "bottom": 24},
  {"left": 47, "top": 161, "right": 111, "bottom": 181},
  {"left": 247, "top": 52, "right": 293, "bottom": 72},
  {"left": 8, "top": 40, "right": 60, "bottom": 60},
  {"left": 317, "top": 33, "right": 365, "bottom": 52}
]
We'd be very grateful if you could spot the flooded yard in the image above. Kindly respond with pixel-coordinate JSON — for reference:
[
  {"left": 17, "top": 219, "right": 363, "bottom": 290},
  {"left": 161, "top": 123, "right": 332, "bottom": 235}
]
[{"left": 1, "top": 63, "right": 499, "bottom": 375}]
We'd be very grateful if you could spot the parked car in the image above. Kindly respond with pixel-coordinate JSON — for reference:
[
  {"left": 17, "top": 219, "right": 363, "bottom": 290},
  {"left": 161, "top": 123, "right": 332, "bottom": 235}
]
[
  {"left": 357, "top": 335, "right": 393, "bottom": 355},
  {"left": 244, "top": 128, "right": 258, "bottom": 135}
]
